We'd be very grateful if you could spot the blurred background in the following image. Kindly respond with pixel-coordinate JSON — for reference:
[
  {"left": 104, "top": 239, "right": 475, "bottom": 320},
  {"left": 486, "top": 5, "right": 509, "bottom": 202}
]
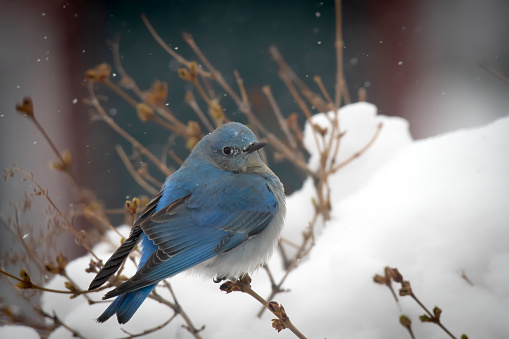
[{"left": 1, "top": 0, "right": 508, "bottom": 328}]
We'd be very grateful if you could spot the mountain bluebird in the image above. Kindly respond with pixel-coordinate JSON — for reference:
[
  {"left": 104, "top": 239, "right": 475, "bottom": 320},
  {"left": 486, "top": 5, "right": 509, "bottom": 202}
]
[{"left": 89, "top": 122, "right": 286, "bottom": 324}]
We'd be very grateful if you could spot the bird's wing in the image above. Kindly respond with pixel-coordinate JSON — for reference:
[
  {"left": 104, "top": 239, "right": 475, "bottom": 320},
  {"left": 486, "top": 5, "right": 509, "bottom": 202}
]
[
  {"left": 88, "top": 192, "right": 163, "bottom": 290},
  {"left": 103, "top": 174, "right": 277, "bottom": 299}
]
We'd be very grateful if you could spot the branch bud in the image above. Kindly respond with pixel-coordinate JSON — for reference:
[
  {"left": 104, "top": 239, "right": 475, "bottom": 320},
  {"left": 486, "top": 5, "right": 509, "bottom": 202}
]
[
  {"left": 136, "top": 103, "right": 155, "bottom": 122},
  {"left": 15, "top": 97, "right": 34, "bottom": 118},
  {"left": 399, "top": 280, "right": 413, "bottom": 297},
  {"left": 85, "top": 63, "right": 111, "bottom": 82}
]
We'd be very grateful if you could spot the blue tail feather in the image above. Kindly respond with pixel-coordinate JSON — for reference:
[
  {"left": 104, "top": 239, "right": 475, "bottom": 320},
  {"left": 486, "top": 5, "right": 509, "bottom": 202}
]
[{"left": 96, "top": 284, "right": 157, "bottom": 324}]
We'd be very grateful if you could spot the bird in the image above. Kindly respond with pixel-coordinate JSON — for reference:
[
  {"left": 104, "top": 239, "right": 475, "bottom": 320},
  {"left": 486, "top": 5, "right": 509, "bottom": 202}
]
[{"left": 88, "top": 122, "right": 286, "bottom": 324}]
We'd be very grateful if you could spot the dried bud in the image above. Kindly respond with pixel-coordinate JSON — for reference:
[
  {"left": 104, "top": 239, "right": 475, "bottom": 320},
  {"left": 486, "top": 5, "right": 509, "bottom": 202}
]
[
  {"left": 178, "top": 68, "right": 191, "bottom": 81},
  {"left": 45, "top": 263, "right": 59, "bottom": 274},
  {"left": 313, "top": 123, "right": 328, "bottom": 137},
  {"left": 373, "top": 274, "right": 387, "bottom": 285},
  {"left": 57, "top": 254, "right": 68, "bottom": 271},
  {"left": 15, "top": 97, "right": 34, "bottom": 118},
  {"left": 219, "top": 281, "right": 236, "bottom": 294},
  {"left": 16, "top": 281, "right": 31, "bottom": 289},
  {"left": 85, "top": 63, "right": 111, "bottom": 82},
  {"left": 133, "top": 197, "right": 140, "bottom": 209},
  {"left": 268, "top": 301, "right": 281, "bottom": 314},
  {"left": 125, "top": 198, "right": 140, "bottom": 215},
  {"left": 271, "top": 319, "right": 286, "bottom": 332},
  {"left": 419, "top": 314, "right": 434, "bottom": 323},
  {"left": 188, "top": 61, "right": 198, "bottom": 81},
  {"left": 268, "top": 301, "right": 288, "bottom": 321},
  {"left": 433, "top": 306, "right": 442, "bottom": 321},
  {"left": 16, "top": 268, "right": 33, "bottom": 289},
  {"left": 19, "top": 268, "right": 31, "bottom": 283},
  {"left": 144, "top": 80, "right": 168, "bottom": 106},
  {"left": 64, "top": 281, "right": 77, "bottom": 292},
  {"left": 389, "top": 267, "right": 403, "bottom": 283},
  {"left": 399, "top": 314, "right": 412, "bottom": 328},
  {"left": 399, "top": 314, "right": 414, "bottom": 338},
  {"left": 45, "top": 254, "right": 68, "bottom": 275},
  {"left": 75, "top": 230, "right": 88, "bottom": 248},
  {"left": 136, "top": 103, "right": 155, "bottom": 122},
  {"left": 238, "top": 274, "right": 252, "bottom": 286},
  {"left": 399, "top": 280, "right": 413, "bottom": 297},
  {"left": 85, "top": 258, "right": 102, "bottom": 273},
  {"left": 51, "top": 150, "right": 72, "bottom": 171}
]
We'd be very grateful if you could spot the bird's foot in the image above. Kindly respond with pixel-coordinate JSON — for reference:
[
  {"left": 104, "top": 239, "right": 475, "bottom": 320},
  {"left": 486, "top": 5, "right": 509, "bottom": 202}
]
[{"left": 213, "top": 275, "right": 226, "bottom": 283}]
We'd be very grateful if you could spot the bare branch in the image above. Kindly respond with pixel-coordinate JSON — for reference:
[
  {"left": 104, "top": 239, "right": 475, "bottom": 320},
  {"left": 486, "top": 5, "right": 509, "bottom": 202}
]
[{"left": 115, "top": 145, "right": 159, "bottom": 195}]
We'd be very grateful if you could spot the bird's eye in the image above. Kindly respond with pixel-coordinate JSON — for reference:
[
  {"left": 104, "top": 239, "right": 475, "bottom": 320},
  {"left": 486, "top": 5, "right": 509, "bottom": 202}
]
[{"left": 222, "top": 146, "right": 232, "bottom": 155}]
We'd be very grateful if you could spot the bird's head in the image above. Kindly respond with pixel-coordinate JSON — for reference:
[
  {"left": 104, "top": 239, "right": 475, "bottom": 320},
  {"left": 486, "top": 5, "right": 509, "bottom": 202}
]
[{"left": 194, "top": 122, "right": 268, "bottom": 173}]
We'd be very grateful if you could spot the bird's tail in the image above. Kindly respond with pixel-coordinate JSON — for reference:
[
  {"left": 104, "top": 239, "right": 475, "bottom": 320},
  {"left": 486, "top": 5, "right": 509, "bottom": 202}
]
[{"left": 96, "top": 283, "right": 157, "bottom": 324}]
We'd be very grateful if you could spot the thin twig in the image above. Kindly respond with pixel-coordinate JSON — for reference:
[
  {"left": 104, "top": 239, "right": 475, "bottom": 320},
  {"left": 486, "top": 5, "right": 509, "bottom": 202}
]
[
  {"left": 262, "top": 264, "right": 277, "bottom": 291},
  {"left": 103, "top": 78, "right": 139, "bottom": 107},
  {"left": 479, "top": 60, "right": 509, "bottom": 85},
  {"left": 331, "top": 121, "right": 383, "bottom": 173},
  {"left": 138, "top": 164, "right": 164, "bottom": 188},
  {"left": 334, "top": 0, "right": 345, "bottom": 108},
  {"left": 38, "top": 308, "right": 87, "bottom": 339},
  {"left": 313, "top": 75, "right": 335, "bottom": 109},
  {"left": 115, "top": 145, "right": 159, "bottom": 195},
  {"left": 262, "top": 86, "right": 300, "bottom": 152},
  {"left": 0, "top": 268, "right": 107, "bottom": 296},
  {"left": 141, "top": 14, "right": 211, "bottom": 79},
  {"left": 119, "top": 314, "right": 178, "bottom": 339},
  {"left": 185, "top": 91, "right": 215, "bottom": 132},
  {"left": 182, "top": 32, "right": 242, "bottom": 104},
  {"left": 168, "top": 150, "right": 184, "bottom": 166},
  {"left": 269, "top": 46, "right": 323, "bottom": 155}
]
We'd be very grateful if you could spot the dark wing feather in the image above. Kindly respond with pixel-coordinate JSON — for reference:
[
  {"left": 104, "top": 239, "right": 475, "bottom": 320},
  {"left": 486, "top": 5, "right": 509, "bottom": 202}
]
[{"left": 88, "top": 191, "right": 162, "bottom": 291}]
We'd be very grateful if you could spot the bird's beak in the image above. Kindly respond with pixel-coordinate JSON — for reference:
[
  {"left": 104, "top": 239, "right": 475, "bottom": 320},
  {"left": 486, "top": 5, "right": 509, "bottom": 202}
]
[{"left": 245, "top": 141, "right": 268, "bottom": 154}]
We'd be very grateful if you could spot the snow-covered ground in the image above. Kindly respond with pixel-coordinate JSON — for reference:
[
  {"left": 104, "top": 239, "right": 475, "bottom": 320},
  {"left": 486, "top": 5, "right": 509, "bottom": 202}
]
[{"left": 3, "top": 102, "right": 508, "bottom": 339}]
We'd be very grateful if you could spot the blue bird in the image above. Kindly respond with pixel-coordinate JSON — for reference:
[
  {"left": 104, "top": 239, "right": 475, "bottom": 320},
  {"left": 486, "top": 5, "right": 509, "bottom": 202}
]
[{"left": 88, "top": 122, "right": 286, "bottom": 324}]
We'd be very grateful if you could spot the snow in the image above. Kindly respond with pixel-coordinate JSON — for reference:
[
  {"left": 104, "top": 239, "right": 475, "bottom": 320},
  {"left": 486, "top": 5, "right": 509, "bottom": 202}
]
[
  {"left": 31, "top": 102, "right": 509, "bottom": 338},
  {"left": 0, "top": 325, "right": 39, "bottom": 339}
]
